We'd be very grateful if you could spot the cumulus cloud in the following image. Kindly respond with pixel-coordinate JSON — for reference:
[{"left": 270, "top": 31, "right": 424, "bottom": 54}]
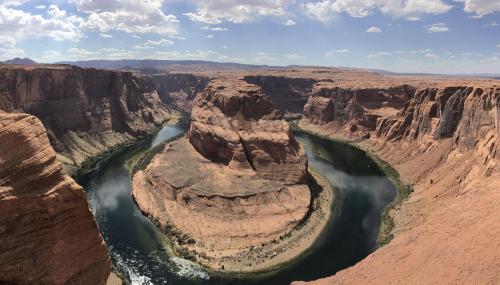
[
  {"left": 184, "top": 10, "right": 222, "bottom": 24},
  {"left": 74, "top": 0, "right": 179, "bottom": 35},
  {"left": 304, "top": 0, "right": 452, "bottom": 22},
  {"left": 366, "top": 26, "right": 382, "bottom": 33},
  {"left": 455, "top": 0, "right": 500, "bottom": 17},
  {"left": 0, "top": 3, "right": 83, "bottom": 46},
  {"left": 184, "top": 0, "right": 295, "bottom": 23},
  {"left": 283, "top": 19, "right": 296, "bottom": 26},
  {"left": 426, "top": 23, "right": 449, "bottom": 33}
]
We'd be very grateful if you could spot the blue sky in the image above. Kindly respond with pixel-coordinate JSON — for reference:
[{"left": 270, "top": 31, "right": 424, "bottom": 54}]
[{"left": 1, "top": 0, "right": 500, "bottom": 73}]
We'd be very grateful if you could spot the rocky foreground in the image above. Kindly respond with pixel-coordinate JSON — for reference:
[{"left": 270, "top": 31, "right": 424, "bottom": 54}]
[
  {"left": 0, "top": 64, "right": 172, "bottom": 173},
  {"left": 132, "top": 78, "right": 334, "bottom": 272},
  {"left": 0, "top": 112, "right": 110, "bottom": 284}
]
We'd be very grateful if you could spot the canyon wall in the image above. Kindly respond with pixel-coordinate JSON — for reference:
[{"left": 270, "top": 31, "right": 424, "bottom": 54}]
[
  {"left": 151, "top": 73, "right": 209, "bottom": 112},
  {"left": 0, "top": 112, "right": 110, "bottom": 284},
  {"left": 296, "top": 81, "right": 500, "bottom": 284},
  {"left": 244, "top": 75, "right": 316, "bottom": 117},
  {"left": 302, "top": 82, "right": 415, "bottom": 139},
  {"left": 0, "top": 65, "right": 171, "bottom": 171}
]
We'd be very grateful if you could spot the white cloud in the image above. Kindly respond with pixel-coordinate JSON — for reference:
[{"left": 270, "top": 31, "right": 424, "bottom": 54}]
[
  {"left": 184, "top": 10, "right": 222, "bottom": 24},
  {"left": 35, "top": 5, "right": 45, "bottom": 9},
  {"left": 0, "top": 3, "right": 83, "bottom": 46},
  {"left": 0, "top": 35, "right": 24, "bottom": 60},
  {"left": 185, "top": 0, "right": 295, "bottom": 23},
  {"left": 483, "top": 21, "right": 498, "bottom": 28},
  {"left": 366, "top": 26, "right": 382, "bottom": 33},
  {"left": 425, "top": 52, "right": 438, "bottom": 59},
  {"left": 426, "top": 23, "right": 449, "bottom": 33},
  {"left": 210, "top": 27, "right": 228, "bottom": 31},
  {"left": 283, "top": 53, "right": 306, "bottom": 60},
  {"left": 456, "top": 0, "right": 500, "bottom": 17},
  {"left": 47, "top": 4, "right": 66, "bottom": 18},
  {"left": 304, "top": 0, "right": 452, "bottom": 23},
  {"left": 133, "top": 38, "right": 174, "bottom": 49},
  {"left": 168, "top": 35, "right": 187, "bottom": 40},
  {"left": 410, "top": 48, "right": 432, "bottom": 54},
  {"left": 206, "top": 34, "right": 214, "bottom": 38},
  {"left": 35, "top": 50, "right": 62, "bottom": 62},
  {"left": 406, "top": 16, "right": 421, "bottom": 21},
  {"left": 99, "top": 33, "right": 112, "bottom": 38},
  {"left": 497, "top": 44, "right": 500, "bottom": 48},
  {"left": 283, "top": 19, "right": 296, "bottom": 26},
  {"left": 367, "top": 51, "right": 392, "bottom": 59},
  {"left": 325, "top": 49, "right": 349, "bottom": 59},
  {"left": 75, "top": 0, "right": 179, "bottom": 35}
]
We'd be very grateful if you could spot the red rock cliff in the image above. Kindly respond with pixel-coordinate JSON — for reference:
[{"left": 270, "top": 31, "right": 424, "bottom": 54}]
[
  {"left": 188, "top": 77, "right": 308, "bottom": 183},
  {"left": 0, "top": 112, "right": 110, "bottom": 284},
  {"left": 0, "top": 64, "right": 171, "bottom": 170}
]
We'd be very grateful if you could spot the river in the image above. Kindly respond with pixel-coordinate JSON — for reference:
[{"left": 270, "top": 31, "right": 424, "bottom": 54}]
[{"left": 77, "top": 119, "right": 397, "bottom": 285}]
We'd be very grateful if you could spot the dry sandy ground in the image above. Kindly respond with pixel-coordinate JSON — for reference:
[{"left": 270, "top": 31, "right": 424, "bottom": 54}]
[{"left": 293, "top": 123, "right": 500, "bottom": 285}]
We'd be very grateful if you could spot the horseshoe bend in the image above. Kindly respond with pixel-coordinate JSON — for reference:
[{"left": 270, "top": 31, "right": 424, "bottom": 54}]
[
  {"left": 1, "top": 11, "right": 500, "bottom": 283},
  {"left": 131, "top": 77, "right": 333, "bottom": 273}
]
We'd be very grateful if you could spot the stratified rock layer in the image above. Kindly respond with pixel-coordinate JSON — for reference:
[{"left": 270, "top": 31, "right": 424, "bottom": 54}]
[
  {"left": 0, "top": 64, "right": 171, "bottom": 170},
  {"left": 0, "top": 112, "right": 110, "bottom": 284},
  {"left": 132, "top": 78, "right": 313, "bottom": 271},
  {"left": 296, "top": 81, "right": 500, "bottom": 284},
  {"left": 188, "top": 78, "right": 308, "bottom": 183},
  {"left": 151, "top": 73, "right": 209, "bottom": 112}
]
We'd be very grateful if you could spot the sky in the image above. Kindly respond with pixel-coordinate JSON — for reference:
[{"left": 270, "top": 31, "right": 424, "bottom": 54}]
[{"left": 1, "top": 0, "right": 500, "bottom": 74}]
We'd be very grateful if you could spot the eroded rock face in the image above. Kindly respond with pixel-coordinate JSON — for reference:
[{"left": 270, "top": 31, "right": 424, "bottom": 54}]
[
  {"left": 188, "top": 78, "right": 308, "bottom": 183},
  {"left": 297, "top": 81, "right": 500, "bottom": 285},
  {"left": 0, "top": 112, "right": 110, "bottom": 284},
  {"left": 151, "top": 73, "right": 209, "bottom": 112},
  {"left": 303, "top": 83, "right": 414, "bottom": 137},
  {"left": 0, "top": 65, "right": 171, "bottom": 169},
  {"left": 132, "top": 78, "right": 313, "bottom": 271},
  {"left": 244, "top": 75, "right": 316, "bottom": 117}
]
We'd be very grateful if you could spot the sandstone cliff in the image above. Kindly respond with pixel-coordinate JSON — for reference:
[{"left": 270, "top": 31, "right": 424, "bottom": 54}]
[
  {"left": 151, "top": 73, "right": 209, "bottom": 112},
  {"left": 0, "top": 64, "right": 171, "bottom": 171},
  {"left": 244, "top": 75, "right": 315, "bottom": 117},
  {"left": 296, "top": 80, "right": 500, "bottom": 284},
  {"left": 188, "top": 77, "right": 308, "bottom": 182},
  {"left": 0, "top": 112, "right": 110, "bottom": 284},
  {"left": 132, "top": 78, "right": 325, "bottom": 272},
  {"left": 302, "top": 82, "right": 415, "bottom": 139}
]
